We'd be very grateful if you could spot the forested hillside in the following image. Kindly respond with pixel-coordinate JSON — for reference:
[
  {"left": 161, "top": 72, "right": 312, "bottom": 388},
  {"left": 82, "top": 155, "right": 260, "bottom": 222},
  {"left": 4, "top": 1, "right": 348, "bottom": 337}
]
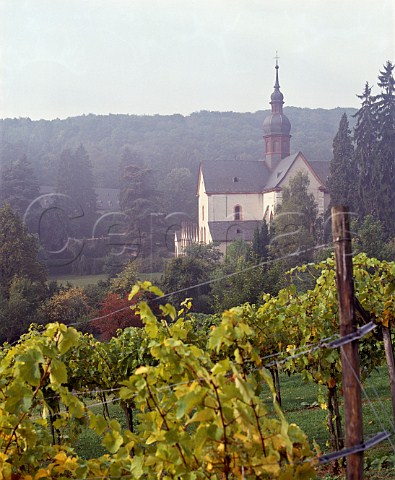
[{"left": 0, "top": 107, "right": 356, "bottom": 188}]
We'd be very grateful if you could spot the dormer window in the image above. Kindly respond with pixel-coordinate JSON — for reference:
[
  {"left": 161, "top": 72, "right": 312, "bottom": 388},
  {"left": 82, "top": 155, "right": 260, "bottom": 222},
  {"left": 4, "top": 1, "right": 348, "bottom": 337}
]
[
  {"left": 233, "top": 177, "right": 239, "bottom": 182},
  {"left": 234, "top": 205, "right": 242, "bottom": 221}
]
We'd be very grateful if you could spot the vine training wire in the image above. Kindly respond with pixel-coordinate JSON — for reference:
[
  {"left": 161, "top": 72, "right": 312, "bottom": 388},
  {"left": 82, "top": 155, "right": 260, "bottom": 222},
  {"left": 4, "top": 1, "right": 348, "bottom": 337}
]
[
  {"left": 2, "top": 238, "right": 394, "bottom": 471},
  {"left": 65, "top": 240, "right": 333, "bottom": 329},
  {"left": 3, "top": 239, "right": 334, "bottom": 341}
]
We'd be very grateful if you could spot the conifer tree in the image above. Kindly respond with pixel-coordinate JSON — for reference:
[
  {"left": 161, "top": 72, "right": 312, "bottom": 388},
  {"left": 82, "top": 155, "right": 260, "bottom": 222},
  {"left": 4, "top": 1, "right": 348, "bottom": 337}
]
[
  {"left": 376, "top": 61, "right": 395, "bottom": 140},
  {"left": 251, "top": 220, "right": 270, "bottom": 262},
  {"left": 56, "top": 145, "right": 97, "bottom": 237},
  {"left": 373, "top": 61, "right": 395, "bottom": 235},
  {"left": 353, "top": 82, "right": 378, "bottom": 218},
  {"left": 327, "top": 113, "right": 355, "bottom": 210},
  {"left": 0, "top": 155, "right": 40, "bottom": 216},
  {"left": 119, "top": 159, "right": 164, "bottom": 261},
  {"left": 353, "top": 62, "right": 395, "bottom": 236}
]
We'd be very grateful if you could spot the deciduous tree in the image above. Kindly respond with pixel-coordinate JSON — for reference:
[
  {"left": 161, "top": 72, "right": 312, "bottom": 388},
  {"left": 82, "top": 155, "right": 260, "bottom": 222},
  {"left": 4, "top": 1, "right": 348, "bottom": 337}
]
[
  {"left": 39, "top": 287, "right": 91, "bottom": 326},
  {"left": 271, "top": 171, "right": 320, "bottom": 266},
  {"left": 91, "top": 292, "right": 142, "bottom": 340},
  {"left": 211, "top": 240, "right": 265, "bottom": 312},
  {"left": 161, "top": 243, "right": 221, "bottom": 312},
  {"left": 0, "top": 203, "right": 47, "bottom": 343},
  {"left": 0, "top": 203, "right": 46, "bottom": 298}
]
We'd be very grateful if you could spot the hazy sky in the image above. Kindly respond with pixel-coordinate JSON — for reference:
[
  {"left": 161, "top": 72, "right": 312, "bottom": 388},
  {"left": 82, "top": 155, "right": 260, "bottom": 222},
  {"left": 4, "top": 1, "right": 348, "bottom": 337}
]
[{"left": 1, "top": 0, "right": 394, "bottom": 120}]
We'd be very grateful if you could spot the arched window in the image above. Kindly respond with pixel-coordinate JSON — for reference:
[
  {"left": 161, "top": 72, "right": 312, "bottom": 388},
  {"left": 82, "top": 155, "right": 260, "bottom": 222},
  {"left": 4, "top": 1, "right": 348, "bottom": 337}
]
[
  {"left": 234, "top": 205, "right": 242, "bottom": 221},
  {"left": 200, "top": 227, "right": 203, "bottom": 242},
  {"left": 273, "top": 140, "right": 278, "bottom": 152},
  {"left": 202, "top": 205, "right": 204, "bottom": 221}
]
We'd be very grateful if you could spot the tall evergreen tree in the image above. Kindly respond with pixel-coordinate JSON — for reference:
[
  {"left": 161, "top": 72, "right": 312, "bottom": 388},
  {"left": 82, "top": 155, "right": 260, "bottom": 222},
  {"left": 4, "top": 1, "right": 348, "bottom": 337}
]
[
  {"left": 0, "top": 155, "right": 40, "bottom": 216},
  {"left": 119, "top": 160, "right": 165, "bottom": 262},
  {"left": 353, "top": 63, "right": 395, "bottom": 236},
  {"left": 353, "top": 82, "right": 378, "bottom": 218},
  {"left": 376, "top": 61, "right": 395, "bottom": 140},
  {"left": 56, "top": 145, "right": 97, "bottom": 237},
  {"left": 163, "top": 167, "right": 195, "bottom": 217},
  {"left": 251, "top": 220, "right": 271, "bottom": 262},
  {"left": 327, "top": 113, "right": 355, "bottom": 209},
  {"left": 373, "top": 61, "right": 395, "bottom": 235}
]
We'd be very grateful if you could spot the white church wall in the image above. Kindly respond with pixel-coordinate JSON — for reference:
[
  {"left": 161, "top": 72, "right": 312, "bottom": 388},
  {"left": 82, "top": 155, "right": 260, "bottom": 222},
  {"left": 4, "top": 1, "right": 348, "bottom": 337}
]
[
  {"left": 262, "top": 190, "right": 277, "bottom": 220},
  {"left": 278, "top": 156, "right": 326, "bottom": 214},
  {"left": 209, "top": 193, "right": 263, "bottom": 222},
  {"left": 197, "top": 174, "right": 210, "bottom": 243}
]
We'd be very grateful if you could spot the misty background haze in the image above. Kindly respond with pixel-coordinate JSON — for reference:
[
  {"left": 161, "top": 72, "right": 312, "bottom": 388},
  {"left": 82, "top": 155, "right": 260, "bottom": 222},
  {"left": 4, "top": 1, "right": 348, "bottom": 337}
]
[{"left": 1, "top": 0, "right": 394, "bottom": 120}]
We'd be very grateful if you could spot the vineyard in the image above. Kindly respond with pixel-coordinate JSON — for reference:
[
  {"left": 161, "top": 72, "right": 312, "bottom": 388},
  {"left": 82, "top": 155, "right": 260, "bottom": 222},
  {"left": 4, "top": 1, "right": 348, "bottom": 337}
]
[{"left": 0, "top": 253, "right": 395, "bottom": 478}]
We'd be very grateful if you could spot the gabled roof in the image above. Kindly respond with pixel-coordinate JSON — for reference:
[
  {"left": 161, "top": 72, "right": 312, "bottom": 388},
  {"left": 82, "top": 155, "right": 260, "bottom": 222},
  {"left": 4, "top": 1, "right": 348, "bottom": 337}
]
[
  {"left": 208, "top": 220, "right": 260, "bottom": 243},
  {"left": 200, "top": 160, "right": 270, "bottom": 194},
  {"left": 264, "top": 152, "right": 300, "bottom": 190},
  {"left": 265, "top": 153, "right": 330, "bottom": 190},
  {"left": 199, "top": 153, "right": 330, "bottom": 195},
  {"left": 309, "top": 161, "right": 330, "bottom": 186}
]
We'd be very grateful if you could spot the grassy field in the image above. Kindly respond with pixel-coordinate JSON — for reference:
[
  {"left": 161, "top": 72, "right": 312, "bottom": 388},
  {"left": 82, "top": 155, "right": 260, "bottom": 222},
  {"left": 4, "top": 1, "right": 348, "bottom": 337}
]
[
  {"left": 48, "top": 274, "right": 108, "bottom": 287},
  {"left": 49, "top": 272, "right": 162, "bottom": 287},
  {"left": 74, "top": 368, "right": 395, "bottom": 478}
]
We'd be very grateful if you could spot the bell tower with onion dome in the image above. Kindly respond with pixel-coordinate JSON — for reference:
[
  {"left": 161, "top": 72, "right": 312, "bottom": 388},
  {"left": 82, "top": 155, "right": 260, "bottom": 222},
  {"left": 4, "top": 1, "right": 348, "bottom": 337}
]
[{"left": 263, "top": 56, "right": 292, "bottom": 169}]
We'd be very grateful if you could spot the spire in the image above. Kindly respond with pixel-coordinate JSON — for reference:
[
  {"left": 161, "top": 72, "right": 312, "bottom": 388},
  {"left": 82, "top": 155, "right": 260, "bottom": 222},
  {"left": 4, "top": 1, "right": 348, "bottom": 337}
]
[
  {"left": 274, "top": 51, "right": 280, "bottom": 90},
  {"left": 262, "top": 54, "right": 292, "bottom": 169},
  {"left": 270, "top": 53, "right": 284, "bottom": 111}
]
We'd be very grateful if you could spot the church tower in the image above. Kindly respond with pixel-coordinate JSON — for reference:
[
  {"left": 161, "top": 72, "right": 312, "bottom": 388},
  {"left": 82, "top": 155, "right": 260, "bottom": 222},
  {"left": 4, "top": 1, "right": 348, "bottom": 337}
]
[{"left": 263, "top": 59, "right": 291, "bottom": 170}]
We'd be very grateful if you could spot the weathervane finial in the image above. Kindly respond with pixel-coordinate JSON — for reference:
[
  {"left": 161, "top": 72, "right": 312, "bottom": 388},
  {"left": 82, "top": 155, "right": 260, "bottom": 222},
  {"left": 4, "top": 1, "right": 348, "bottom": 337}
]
[{"left": 274, "top": 51, "right": 279, "bottom": 67}]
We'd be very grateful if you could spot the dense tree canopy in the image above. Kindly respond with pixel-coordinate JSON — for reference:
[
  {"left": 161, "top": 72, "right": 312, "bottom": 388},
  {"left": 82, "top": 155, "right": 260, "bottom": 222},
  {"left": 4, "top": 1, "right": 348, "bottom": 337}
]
[
  {"left": 211, "top": 241, "right": 264, "bottom": 312},
  {"left": 373, "top": 61, "right": 395, "bottom": 234},
  {"left": 56, "top": 145, "right": 97, "bottom": 237},
  {"left": 161, "top": 243, "right": 221, "bottom": 312},
  {"left": 0, "top": 204, "right": 47, "bottom": 343},
  {"left": 91, "top": 292, "right": 142, "bottom": 340},
  {"left": 0, "top": 108, "right": 355, "bottom": 189},
  {"left": 353, "top": 61, "right": 395, "bottom": 236},
  {"left": 271, "top": 171, "right": 320, "bottom": 266},
  {"left": 0, "top": 204, "right": 46, "bottom": 298},
  {"left": 0, "top": 155, "right": 40, "bottom": 217}
]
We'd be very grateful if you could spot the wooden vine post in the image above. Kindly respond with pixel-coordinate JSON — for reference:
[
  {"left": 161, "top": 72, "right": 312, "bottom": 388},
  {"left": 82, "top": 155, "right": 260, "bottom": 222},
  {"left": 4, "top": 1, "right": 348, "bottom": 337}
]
[{"left": 332, "top": 206, "right": 364, "bottom": 479}]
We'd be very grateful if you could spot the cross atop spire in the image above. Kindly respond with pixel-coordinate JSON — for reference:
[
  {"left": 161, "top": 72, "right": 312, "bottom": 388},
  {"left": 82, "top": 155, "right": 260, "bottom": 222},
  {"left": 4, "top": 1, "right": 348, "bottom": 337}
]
[
  {"left": 273, "top": 52, "right": 280, "bottom": 90},
  {"left": 263, "top": 54, "right": 291, "bottom": 168},
  {"left": 269, "top": 56, "right": 285, "bottom": 110}
]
